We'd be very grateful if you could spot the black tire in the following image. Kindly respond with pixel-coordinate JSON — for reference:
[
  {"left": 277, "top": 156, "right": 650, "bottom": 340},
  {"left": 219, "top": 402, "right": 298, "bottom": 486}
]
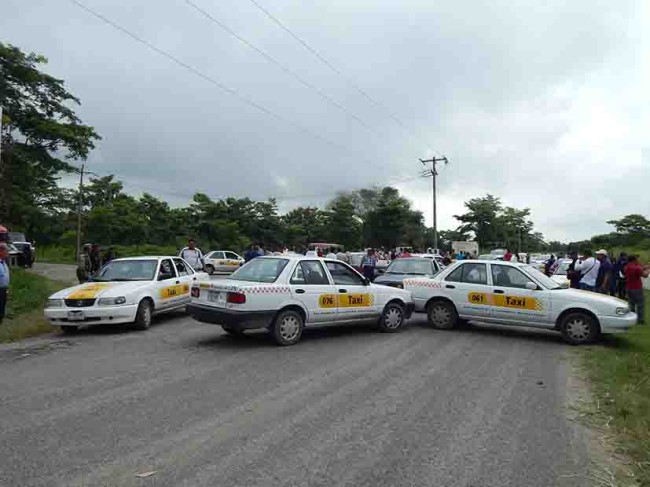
[
  {"left": 205, "top": 264, "right": 215, "bottom": 276},
  {"left": 427, "top": 300, "right": 458, "bottom": 330},
  {"left": 222, "top": 324, "right": 245, "bottom": 337},
  {"left": 377, "top": 302, "right": 405, "bottom": 333},
  {"left": 61, "top": 325, "right": 79, "bottom": 335},
  {"left": 560, "top": 312, "right": 600, "bottom": 345},
  {"left": 271, "top": 310, "right": 304, "bottom": 346},
  {"left": 133, "top": 299, "right": 153, "bottom": 330}
]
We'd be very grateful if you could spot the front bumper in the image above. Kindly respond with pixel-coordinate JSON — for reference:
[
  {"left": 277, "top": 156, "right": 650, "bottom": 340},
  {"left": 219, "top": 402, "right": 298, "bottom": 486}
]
[
  {"left": 187, "top": 303, "right": 276, "bottom": 330},
  {"left": 599, "top": 312, "right": 638, "bottom": 333},
  {"left": 44, "top": 304, "right": 138, "bottom": 326}
]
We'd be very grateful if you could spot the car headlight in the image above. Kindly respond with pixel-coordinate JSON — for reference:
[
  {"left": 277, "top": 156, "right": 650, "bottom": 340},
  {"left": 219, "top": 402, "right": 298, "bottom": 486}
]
[
  {"left": 46, "top": 299, "right": 64, "bottom": 308},
  {"left": 616, "top": 306, "right": 629, "bottom": 316},
  {"left": 98, "top": 296, "right": 127, "bottom": 306}
]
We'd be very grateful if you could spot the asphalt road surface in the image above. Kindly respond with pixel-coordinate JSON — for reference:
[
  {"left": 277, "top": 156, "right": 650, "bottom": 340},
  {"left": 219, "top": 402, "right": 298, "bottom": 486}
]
[{"left": 0, "top": 304, "right": 591, "bottom": 487}]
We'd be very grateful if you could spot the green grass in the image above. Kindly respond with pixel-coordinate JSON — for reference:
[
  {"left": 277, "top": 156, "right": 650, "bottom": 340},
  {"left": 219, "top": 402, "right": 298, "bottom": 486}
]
[
  {"left": 0, "top": 269, "right": 67, "bottom": 343},
  {"left": 579, "top": 291, "right": 650, "bottom": 485},
  {"left": 38, "top": 244, "right": 181, "bottom": 264}
]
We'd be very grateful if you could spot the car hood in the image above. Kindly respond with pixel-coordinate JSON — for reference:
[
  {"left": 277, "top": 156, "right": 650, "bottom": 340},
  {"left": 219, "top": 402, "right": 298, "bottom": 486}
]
[
  {"left": 375, "top": 273, "right": 428, "bottom": 284},
  {"left": 50, "top": 281, "right": 151, "bottom": 300},
  {"left": 553, "top": 287, "right": 627, "bottom": 307}
]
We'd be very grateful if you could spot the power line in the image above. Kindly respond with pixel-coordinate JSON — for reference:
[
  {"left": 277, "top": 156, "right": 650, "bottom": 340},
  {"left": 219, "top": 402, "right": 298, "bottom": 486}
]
[
  {"left": 246, "top": 0, "right": 430, "bottom": 148},
  {"left": 70, "top": 0, "right": 384, "bottom": 169},
  {"left": 184, "top": 0, "right": 386, "bottom": 140}
]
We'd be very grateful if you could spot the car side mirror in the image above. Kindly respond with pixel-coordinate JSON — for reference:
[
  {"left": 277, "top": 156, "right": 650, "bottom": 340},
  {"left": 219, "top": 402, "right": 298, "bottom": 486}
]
[
  {"left": 362, "top": 277, "right": 371, "bottom": 285},
  {"left": 525, "top": 282, "right": 538, "bottom": 290}
]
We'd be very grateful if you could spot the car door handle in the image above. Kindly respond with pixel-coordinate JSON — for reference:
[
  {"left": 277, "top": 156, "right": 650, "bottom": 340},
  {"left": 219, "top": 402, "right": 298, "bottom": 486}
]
[
  {"left": 338, "top": 289, "right": 348, "bottom": 293},
  {"left": 176, "top": 281, "right": 180, "bottom": 284},
  {"left": 445, "top": 284, "right": 455, "bottom": 289},
  {"left": 193, "top": 277, "right": 197, "bottom": 280},
  {"left": 295, "top": 289, "right": 305, "bottom": 294},
  {"left": 494, "top": 289, "right": 505, "bottom": 294}
]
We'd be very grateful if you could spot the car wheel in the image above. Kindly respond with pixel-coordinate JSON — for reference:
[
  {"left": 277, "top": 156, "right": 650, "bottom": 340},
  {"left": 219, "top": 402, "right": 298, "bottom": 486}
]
[
  {"left": 271, "top": 310, "right": 304, "bottom": 346},
  {"left": 427, "top": 300, "right": 458, "bottom": 329},
  {"left": 133, "top": 299, "right": 153, "bottom": 330},
  {"left": 222, "top": 324, "right": 245, "bottom": 337},
  {"left": 60, "top": 325, "right": 79, "bottom": 335},
  {"left": 560, "top": 312, "right": 599, "bottom": 345},
  {"left": 378, "top": 302, "right": 405, "bottom": 333},
  {"left": 205, "top": 264, "right": 215, "bottom": 276}
]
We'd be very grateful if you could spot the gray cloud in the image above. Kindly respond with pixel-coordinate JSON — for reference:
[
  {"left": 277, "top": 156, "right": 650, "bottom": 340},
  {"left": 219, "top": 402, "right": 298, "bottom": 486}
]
[{"left": 2, "top": 0, "right": 648, "bottom": 242}]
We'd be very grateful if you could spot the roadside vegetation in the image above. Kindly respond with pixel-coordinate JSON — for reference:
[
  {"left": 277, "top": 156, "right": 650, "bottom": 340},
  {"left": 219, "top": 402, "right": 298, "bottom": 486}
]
[
  {"left": 578, "top": 291, "right": 650, "bottom": 486},
  {"left": 38, "top": 244, "right": 179, "bottom": 264},
  {"left": 0, "top": 270, "right": 66, "bottom": 343}
]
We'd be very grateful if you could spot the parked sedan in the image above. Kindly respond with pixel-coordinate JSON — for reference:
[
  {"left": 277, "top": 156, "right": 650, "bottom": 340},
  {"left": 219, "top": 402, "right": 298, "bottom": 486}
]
[
  {"left": 203, "top": 250, "right": 244, "bottom": 275},
  {"left": 374, "top": 257, "right": 440, "bottom": 289}
]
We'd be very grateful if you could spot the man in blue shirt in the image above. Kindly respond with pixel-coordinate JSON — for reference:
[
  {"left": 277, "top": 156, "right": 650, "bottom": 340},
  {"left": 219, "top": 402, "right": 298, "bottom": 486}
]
[
  {"left": 0, "top": 243, "right": 10, "bottom": 324},
  {"left": 595, "top": 249, "right": 612, "bottom": 294}
]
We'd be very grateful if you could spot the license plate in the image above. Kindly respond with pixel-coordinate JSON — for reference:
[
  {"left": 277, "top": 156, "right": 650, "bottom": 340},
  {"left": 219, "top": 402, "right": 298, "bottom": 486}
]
[
  {"left": 208, "top": 291, "right": 226, "bottom": 305},
  {"left": 67, "top": 310, "right": 85, "bottom": 321}
]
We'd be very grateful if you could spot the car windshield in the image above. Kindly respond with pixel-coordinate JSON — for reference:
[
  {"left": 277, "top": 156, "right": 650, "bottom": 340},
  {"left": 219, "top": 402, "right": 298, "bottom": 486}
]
[
  {"left": 523, "top": 265, "right": 562, "bottom": 290},
  {"left": 386, "top": 259, "right": 434, "bottom": 275},
  {"left": 554, "top": 261, "right": 571, "bottom": 276},
  {"left": 229, "top": 258, "right": 289, "bottom": 283},
  {"left": 93, "top": 259, "right": 157, "bottom": 281}
]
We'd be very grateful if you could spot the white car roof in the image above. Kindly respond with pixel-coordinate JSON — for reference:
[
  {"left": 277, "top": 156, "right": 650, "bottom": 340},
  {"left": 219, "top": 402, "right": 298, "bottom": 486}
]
[{"left": 110, "top": 256, "right": 175, "bottom": 262}]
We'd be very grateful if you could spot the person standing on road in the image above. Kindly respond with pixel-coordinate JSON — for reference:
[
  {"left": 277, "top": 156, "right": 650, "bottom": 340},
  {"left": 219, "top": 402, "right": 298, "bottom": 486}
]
[
  {"left": 361, "top": 249, "right": 377, "bottom": 281},
  {"left": 76, "top": 244, "right": 92, "bottom": 283},
  {"left": 575, "top": 249, "right": 600, "bottom": 292},
  {"left": 503, "top": 249, "right": 513, "bottom": 262},
  {"left": 325, "top": 249, "right": 337, "bottom": 259},
  {"left": 595, "top": 249, "right": 612, "bottom": 294},
  {"left": 179, "top": 239, "right": 204, "bottom": 271},
  {"left": 0, "top": 243, "right": 10, "bottom": 325},
  {"left": 566, "top": 250, "right": 582, "bottom": 289},
  {"left": 336, "top": 249, "right": 349, "bottom": 263},
  {"left": 624, "top": 255, "right": 649, "bottom": 324},
  {"left": 613, "top": 252, "right": 629, "bottom": 299}
]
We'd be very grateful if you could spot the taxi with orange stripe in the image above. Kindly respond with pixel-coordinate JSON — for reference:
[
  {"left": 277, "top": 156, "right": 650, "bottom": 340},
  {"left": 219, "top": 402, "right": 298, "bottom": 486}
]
[
  {"left": 44, "top": 256, "right": 208, "bottom": 334},
  {"left": 187, "top": 255, "right": 414, "bottom": 346},
  {"left": 404, "top": 260, "right": 637, "bottom": 345}
]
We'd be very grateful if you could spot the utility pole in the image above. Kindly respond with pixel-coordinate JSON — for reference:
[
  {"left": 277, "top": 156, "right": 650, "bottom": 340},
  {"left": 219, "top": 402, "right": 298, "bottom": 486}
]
[
  {"left": 420, "top": 155, "right": 448, "bottom": 253},
  {"left": 76, "top": 164, "right": 85, "bottom": 263}
]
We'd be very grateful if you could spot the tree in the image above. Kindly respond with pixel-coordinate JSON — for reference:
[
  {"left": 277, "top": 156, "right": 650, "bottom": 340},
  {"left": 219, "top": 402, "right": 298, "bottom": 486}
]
[
  {"left": 364, "top": 188, "right": 423, "bottom": 249},
  {"left": 325, "top": 194, "right": 363, "bottom": 249},
  {"left": 0, "top": 43, "right": 100, "bottom": 237},
  {"left": 282, "top": 207, "right": 327, "bottom": 250},
  {"left": 606, "top": 214, "right": 650, "bottom": 244},
  {"left": 453, "top": 194, "right": 502, "bottom": 248}
]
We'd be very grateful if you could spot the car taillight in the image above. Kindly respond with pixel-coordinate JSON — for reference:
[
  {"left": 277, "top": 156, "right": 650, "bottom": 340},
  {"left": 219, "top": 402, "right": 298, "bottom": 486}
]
[
  {"left": 226, "top": 292, "right": 246, "bottom": 304},
  {"left": 191, "top": 287, "right": 200, "bottom": 298}
]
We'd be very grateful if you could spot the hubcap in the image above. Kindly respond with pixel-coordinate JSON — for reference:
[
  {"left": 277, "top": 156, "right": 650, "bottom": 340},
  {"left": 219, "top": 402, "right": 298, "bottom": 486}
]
[
  {"left": 384, "top": 307, "right": 403, "bottom": 329},
  {"left": 431, "top": 305, "right": 451, "bottom": 325},
  {"left": 280, "top": 316, "right": 300, "bottom": 341},
  {"left": 566, "top": 318, "right": 590, "bottom": 341}
]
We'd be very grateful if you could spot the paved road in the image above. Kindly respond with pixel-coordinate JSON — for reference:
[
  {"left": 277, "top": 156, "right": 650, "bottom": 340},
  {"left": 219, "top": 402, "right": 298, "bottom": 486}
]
[
  {"left": 29, "top": 262, "right": 79, "bottom": 285},
  {"left": 0, "top": 311, "right": 589, "bottom": 487}
]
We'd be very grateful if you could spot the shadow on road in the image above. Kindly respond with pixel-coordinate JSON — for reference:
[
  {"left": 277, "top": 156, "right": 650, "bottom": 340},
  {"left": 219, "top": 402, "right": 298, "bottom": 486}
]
[{"left": 55, "top": 310, "right": 187, "bottom": 337}]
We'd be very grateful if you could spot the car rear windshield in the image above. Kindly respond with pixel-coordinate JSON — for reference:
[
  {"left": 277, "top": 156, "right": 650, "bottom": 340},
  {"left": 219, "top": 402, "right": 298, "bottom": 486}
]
[
  {"left": 229, "top": 258, "right": 289, "bottom": 283},
  {"left": 386, "top": 259, "right": 433, "bottom": 275},
  {"left": 93, "top": 259, "right": 157, "bottom": 281}
]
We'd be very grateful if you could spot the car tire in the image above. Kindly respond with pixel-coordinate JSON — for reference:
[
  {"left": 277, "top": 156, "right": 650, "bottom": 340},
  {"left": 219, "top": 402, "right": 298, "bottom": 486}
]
[
  {"left": 378, "top": 302, "right": 405, "bottom": 333},
  {"left": 205, "top": 264, "right": 215, "bottom": 276},
  {"left": 560, "top": 312, "right": 599, "bottom": 345},
  {"left": 427, "top": 300, "right": 458, "bottom": 329},
  {"left": 271, "top": 310, "right": 304, "bottom": 346},
  {"left": 60, "top": 325, "right": 79, "bottom": 335},
  {"left": 222, "top": 324, "right": 245, "bottom": 337},
  {"left": 133, "top": 299, "right": 153, "bottom": 330}
]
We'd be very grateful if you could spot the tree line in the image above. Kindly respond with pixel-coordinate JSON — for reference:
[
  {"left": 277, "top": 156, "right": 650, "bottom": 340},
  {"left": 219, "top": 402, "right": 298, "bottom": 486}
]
[{"left": 2, "top": 42, "right": 648, "bottom": 256}]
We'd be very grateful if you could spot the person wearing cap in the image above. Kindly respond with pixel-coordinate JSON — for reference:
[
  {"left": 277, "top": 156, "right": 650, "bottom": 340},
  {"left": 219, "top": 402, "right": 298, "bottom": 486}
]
[
  {"left": 575, "top": 249, "right": 600, "bottom": 292},
  {"left": 0, "top": 243, "right": 10, "bottom": 324},
  {"left": 624, "top": 255, "right": 650, "bottom": 324},
  {"left": 595, "top": 249, "right": 612, "bottom": 294}
]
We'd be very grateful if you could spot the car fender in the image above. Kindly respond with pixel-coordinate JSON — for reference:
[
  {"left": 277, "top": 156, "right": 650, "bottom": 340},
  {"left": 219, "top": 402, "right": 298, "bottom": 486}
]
[
  {"left": 273, "top": 297, "right": 309, "bottom": 322},
  {"left": 552, "top": 299, "right": 603, "bottom": 326}
]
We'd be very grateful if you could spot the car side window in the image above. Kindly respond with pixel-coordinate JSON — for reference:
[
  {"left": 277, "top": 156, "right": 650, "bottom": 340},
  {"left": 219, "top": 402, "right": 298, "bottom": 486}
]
[
  {"left": 158, "top": 259, "right": 176, "bottom": 280},
  {"left": 291, "top": 261, "right": 330, "bottom": 285},
  {"left": 445, "top": 265, "right": 464, "bottom": 282},
  {"left": 445, "top": 263, "right": 487, "bottom": 285},
  {"left": 211, "top": 251, "right": 225, "bottom": 260},
  {"left": 326, "top": 261, "right": 365, "bottom": 286},
  {"left": 491, "top": 265, "right": 530, "bottom": 289},
  {"left": 173, "top": 258, "right": 192, "bottom": 277},
  {"left": 225, "top": 252, "right": 238, "bottom": 260}
]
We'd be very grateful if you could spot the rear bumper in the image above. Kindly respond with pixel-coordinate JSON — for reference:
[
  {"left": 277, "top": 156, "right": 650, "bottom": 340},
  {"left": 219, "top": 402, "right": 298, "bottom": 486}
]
[
  {"left": 599, "top": 312, "right": 638, "bottom": 333},
  {"left": 44, "top": 304, "right": 138, "bottom": 326},
  {"left": 187, "top": 303, "right": 275, "bottom": 329}
]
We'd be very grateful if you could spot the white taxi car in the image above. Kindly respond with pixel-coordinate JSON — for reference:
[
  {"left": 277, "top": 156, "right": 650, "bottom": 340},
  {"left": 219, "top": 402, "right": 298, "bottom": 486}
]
[
  {"left": 44, "top": 256, "right": 208, "bottom": 333},
  {"left": 203, "top": 250, "right": 244, "bottom": 275},
  {"left": 404, "top": 260, "right": 637, "bottom": 345},
  {"left": 187, "top": 255, "right": 415, "bottom": 346}
]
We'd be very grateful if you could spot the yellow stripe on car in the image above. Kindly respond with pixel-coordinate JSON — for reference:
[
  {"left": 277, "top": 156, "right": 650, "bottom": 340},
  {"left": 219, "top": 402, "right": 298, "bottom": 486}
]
[
  {"left": 160, "top": 284, "right": 190, "bottom": 300},
  {"left": 67, "top": 283, "right": 112, "bottom": 300}
]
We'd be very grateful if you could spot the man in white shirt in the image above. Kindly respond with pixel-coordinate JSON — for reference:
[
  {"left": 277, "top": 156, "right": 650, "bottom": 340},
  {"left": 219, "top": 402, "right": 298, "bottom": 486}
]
[
  {"left": 325, "top": 249, "right": 337, "bottom": 259},
  {"left": 336, "top": 250, "right": 349, "bottom": 263},
  {"left": 179, "top": 239, "right": 204, "bottom": 271},
  {"left": 574, "top": 249, "right": 600, "bottom": 292}
]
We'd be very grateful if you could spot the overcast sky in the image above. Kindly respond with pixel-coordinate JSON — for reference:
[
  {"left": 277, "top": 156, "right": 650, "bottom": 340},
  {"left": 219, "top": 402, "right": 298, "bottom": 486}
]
[{"left": 3, "top": 0, "right": 648, "bottom": 242}]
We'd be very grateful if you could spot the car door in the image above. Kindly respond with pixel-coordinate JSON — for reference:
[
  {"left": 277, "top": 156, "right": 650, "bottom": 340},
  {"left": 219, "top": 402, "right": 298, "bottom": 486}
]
[
  {"left": 324, "top": 260, "right": 379, "bottom": 321},
  {"left": 209, "top": 251, "right": 226, "bottom": 272},
  {"left": 224, "top": 251, "right": 243, "bottom": 271},
  {"left": 489, "top": 263, "right": 551, "bottom": 326},
  {"left": 173, "top": 258, "right": 196, "bottom": 305},
  {"left": 288, "top": 260, "right": 337, "bottom": 323},
  {"left": 155, "top": 258, "right": 181, "bottom": 310},
  {"left": 443, "top": 262, "right": 492, "bottom": 318}
]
